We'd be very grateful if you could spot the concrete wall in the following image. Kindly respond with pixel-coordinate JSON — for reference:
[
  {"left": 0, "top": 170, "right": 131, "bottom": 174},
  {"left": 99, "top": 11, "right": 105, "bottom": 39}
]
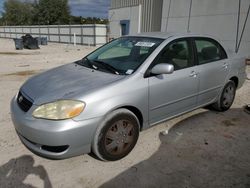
[
  {"left": 109, "top": 0, "right": 163, "bottom": 36},
  {"left": 161, "top": 0, "right": 250, "bottom": 57},
  {"left": 109, "top": 5, "right": 141, "bottom": 38},
  {"left": 0, "top": 24, "right": 108, "bottom": 46},
  {"left": 109, "top": 0, "right": 250, "bottom": 57},
  {"left": 151, "top": 0, "right": 164, "bottom": 32},
  {"left": 110, "top": 0, "right": 140, "bottom": 8}
]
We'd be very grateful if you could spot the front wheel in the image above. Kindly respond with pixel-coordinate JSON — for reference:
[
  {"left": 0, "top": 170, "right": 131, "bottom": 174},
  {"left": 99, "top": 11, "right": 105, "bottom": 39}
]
[
  {"left": 92, "top": 109, "right": 140, "bottom": 161},
  {"left": 211, "top": 81, "right": 236, "bottom": 112}
]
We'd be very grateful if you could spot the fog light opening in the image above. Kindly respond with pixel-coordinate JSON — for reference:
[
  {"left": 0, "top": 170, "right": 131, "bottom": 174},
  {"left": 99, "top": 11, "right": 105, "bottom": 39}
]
[{"left": 41, "top": 145, "right": 69, "bottom": 153}]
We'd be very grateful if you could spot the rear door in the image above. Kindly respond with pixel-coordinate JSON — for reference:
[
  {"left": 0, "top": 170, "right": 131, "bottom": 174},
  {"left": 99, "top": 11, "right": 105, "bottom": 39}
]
[
  {"left": 193, "top": 37, "right": 229, "bottom": 106},
  {"left": 148, "top": 38, "right": 199, "bottom": 125}
]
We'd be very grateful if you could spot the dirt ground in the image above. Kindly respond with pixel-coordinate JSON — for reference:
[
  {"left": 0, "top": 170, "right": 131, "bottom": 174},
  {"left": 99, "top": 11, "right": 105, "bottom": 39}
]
[{"left": 0, "top": 38, "right": 250, "bottom": 188}]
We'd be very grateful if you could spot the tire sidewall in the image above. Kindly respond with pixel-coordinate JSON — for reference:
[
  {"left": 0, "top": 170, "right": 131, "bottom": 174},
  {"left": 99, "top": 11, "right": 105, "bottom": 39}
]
[
  {"left": 92, "top": 109, "right": 140, "bottom": 161},
  {"left": 219, "top": 81, "right": 236, "bottom": 111}
]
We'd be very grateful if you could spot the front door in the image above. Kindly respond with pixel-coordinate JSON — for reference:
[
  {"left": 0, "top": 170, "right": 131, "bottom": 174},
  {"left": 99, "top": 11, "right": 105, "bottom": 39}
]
[{"left": 148, "top": 39, "right": 199, "bottom": 125}]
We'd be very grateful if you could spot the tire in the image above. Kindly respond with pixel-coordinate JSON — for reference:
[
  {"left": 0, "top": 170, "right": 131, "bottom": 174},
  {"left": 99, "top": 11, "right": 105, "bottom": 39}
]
[
  {"left": 92, "top": 109, "right": 140, "bottom": 161},
  {"left": 211, "top": 80, "right": 236, "bottom": 112}
]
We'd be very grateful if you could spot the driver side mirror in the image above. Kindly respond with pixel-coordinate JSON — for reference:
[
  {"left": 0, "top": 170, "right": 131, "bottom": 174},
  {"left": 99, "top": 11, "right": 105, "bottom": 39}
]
[{"left": 151, "top": 63, "right": 174, "bottom": 75}]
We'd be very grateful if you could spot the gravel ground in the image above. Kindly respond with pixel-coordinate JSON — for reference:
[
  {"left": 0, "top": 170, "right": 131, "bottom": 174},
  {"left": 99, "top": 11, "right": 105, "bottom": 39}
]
[{"left": 0, "top": 38, "right": 249, "bottom": 188}]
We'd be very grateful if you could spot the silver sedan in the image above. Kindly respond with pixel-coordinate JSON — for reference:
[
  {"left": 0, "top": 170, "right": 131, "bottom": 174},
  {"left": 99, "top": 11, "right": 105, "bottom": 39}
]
[{"left": 11, "top": 33, "right": 246, "bottom": 161}]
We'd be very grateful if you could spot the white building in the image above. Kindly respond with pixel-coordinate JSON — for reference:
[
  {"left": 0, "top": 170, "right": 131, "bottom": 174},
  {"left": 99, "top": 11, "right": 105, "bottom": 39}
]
[{"left": 109, "top": 0, "right": 250, "bottom": 56}]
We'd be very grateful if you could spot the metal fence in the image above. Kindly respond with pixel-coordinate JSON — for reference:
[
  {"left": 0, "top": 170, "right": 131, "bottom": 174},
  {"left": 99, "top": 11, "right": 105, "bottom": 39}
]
[{"left": 0, "top": 24, "right": 108, "bottom": 46}]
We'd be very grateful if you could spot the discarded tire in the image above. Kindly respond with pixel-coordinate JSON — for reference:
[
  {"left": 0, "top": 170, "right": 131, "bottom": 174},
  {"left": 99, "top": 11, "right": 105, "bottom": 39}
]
[
  {"left": 244, "top": 104, "right": 250, "bottom": 114},
  {"left": 13, "top": 38, "right": 24, "bottom": 50}
]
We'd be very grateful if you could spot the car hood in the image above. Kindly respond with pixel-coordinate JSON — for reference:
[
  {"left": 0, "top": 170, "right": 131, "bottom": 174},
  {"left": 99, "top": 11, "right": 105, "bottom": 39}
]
[{"left": 21, "top": 63, "right": 124, "bottom": 105}]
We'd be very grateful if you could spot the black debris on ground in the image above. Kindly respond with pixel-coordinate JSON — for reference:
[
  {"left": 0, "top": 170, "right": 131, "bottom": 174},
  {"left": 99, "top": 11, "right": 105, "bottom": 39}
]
[{"left": 244, "top": 104, "right": 250, "bottom": 114}]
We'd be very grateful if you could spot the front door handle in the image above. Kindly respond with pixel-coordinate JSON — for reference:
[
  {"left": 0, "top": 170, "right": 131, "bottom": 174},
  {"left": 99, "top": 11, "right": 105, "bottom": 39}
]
[{"left": 189, "top": 71, "right": 197, "bottom": 78}]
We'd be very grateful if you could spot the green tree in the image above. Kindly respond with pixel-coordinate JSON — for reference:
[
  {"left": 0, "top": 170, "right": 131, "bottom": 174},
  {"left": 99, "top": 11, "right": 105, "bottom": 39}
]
[
  {"left": 2, "top": 0, "right": 35, "bottom": 25},
  {"left": 36, "top": 0, "right": 70, "bottom": 25},
  {"left": 0, "top": 17, "right": 4, "bottom": 25},
  {"left": 0, "top": 0, "right": 107, "bottom": 26}
]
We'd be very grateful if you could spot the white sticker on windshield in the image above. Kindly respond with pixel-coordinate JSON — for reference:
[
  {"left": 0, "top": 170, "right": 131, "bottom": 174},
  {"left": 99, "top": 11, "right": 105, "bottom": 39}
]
[
  {"left": 126, "top": 69, "right": 134, "bottom": 75},
  {"left": 135, "top": 42, "right": 155, "bottom": 47}
]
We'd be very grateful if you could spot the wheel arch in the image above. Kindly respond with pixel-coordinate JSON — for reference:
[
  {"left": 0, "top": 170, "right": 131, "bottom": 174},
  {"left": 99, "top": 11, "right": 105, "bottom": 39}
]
[
  {"left": 229, "top": 76, "right": 239, "bottom": 88},
  {"left": 115, "top": 106, "right": 144, "bottom": 131}
]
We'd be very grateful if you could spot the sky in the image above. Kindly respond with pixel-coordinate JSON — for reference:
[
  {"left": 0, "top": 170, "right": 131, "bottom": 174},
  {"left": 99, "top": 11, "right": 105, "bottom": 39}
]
[{"left": 0, "top": 0, "right": 111, "bottom": 18}]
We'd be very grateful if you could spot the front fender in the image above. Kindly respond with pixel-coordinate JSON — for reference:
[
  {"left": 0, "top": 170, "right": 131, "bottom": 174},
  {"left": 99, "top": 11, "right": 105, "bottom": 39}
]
[{"left": 73, "top": 75, "right": 149, "bottom": 126}]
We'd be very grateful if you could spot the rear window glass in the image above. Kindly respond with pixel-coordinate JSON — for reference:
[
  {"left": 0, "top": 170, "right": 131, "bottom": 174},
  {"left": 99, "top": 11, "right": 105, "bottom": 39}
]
[{"left": 195, "top": 39, "right": 227, "bottom": 64}]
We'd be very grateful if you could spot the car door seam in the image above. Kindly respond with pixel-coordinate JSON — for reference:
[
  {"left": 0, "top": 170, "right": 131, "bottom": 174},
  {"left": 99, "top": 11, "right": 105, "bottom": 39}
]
[{"left": 150, "top": 93, "right": 198, "bottom": 111}]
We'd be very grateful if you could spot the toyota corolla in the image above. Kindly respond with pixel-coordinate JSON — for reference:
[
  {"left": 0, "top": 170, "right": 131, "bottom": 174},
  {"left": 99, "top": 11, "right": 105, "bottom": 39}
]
[{"left": 11, "top": 33, "right": 246, "bottom": 161}]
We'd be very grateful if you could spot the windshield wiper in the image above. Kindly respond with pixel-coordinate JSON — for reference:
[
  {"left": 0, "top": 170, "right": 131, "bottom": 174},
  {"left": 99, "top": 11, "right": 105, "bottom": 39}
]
[
  {"left": 79, "top": 58, "right": 120, "bottom": 75},
  {"left": 79, "top": 57, "right": 98, "bottom": 70},
  {"left": 92, "top": 60, "right": 120, "bottom": 75}
]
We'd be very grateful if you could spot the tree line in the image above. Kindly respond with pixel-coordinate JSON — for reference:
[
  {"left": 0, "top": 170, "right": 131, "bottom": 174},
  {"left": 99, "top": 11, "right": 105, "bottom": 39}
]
[{"left": 0, "top": 0, "right": 108, "bottom": 26}]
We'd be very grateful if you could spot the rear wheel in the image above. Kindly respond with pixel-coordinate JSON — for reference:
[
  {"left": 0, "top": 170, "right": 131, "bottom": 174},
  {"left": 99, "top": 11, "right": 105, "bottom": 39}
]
[
  {"left": 92, "top": 109, "right": 140, "bottom": 161},
  {"left": 211, "top": 81, "right": 236, "bottom": 111}
]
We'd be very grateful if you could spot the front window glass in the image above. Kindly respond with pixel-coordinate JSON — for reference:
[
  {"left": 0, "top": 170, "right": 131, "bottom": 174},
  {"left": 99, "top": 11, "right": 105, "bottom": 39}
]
[
  {"left": 154, "top": 40, "right": 194, "bottom": 71},
  {"left": 78, "top": 37, "right": 163, "bottom": 75}
]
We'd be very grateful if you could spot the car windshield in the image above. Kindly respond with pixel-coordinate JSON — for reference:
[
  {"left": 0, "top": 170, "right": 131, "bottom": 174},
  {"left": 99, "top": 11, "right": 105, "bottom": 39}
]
[{"left": 78, "top": 37, "right": 164, "bottom": 75}]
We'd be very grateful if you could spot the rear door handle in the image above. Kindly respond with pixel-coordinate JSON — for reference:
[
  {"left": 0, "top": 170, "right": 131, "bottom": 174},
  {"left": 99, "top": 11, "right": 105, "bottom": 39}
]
[
  {"left": 223, "top": 63, "right": 228, "bottom": 69},
  {"left": 189, "top": 71, "right": 197, "bottom": 78}
]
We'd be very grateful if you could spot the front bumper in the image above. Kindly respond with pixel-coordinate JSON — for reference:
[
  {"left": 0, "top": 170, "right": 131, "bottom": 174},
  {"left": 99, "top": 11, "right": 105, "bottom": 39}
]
[{"left": 11, "top": 97, "right": 102, "bottom": 159}]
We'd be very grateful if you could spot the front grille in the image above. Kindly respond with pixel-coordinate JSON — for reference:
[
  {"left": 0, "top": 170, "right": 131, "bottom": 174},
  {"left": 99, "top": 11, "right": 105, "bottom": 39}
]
[{"left": 17, "top": 91, "right": 33, "bottom": 112}]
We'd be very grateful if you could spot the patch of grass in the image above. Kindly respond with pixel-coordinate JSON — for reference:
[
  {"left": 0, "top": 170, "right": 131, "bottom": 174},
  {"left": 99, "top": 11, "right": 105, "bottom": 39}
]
[
  {"left": 4, "top": 70, "right": 38, "bottom": 76},
  {"left": 0, "top": 52, "right": 22, "bottom": 55},
  {"left": 221, "top": 119, "right": 236, "bottom": 127},
  {"left": 0, "top": 52, "right": 39, "bottom": 55},
  {"left": 231, "top": 118, "right": 239, "bottom": 122}
]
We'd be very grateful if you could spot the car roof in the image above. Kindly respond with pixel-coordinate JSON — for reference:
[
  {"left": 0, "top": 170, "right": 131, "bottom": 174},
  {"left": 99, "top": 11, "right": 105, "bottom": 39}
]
[
  {"left": 129, "top": 32, "right": 234, "bottom": 58},
  {"left": 129, "top": 32, "right": 215, "bottom": 40}
]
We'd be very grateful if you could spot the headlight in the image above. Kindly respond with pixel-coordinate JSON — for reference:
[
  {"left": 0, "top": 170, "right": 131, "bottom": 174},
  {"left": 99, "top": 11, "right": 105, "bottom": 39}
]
[{"left": 32, "top": 100, "right": 85, "bottom": 120}]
